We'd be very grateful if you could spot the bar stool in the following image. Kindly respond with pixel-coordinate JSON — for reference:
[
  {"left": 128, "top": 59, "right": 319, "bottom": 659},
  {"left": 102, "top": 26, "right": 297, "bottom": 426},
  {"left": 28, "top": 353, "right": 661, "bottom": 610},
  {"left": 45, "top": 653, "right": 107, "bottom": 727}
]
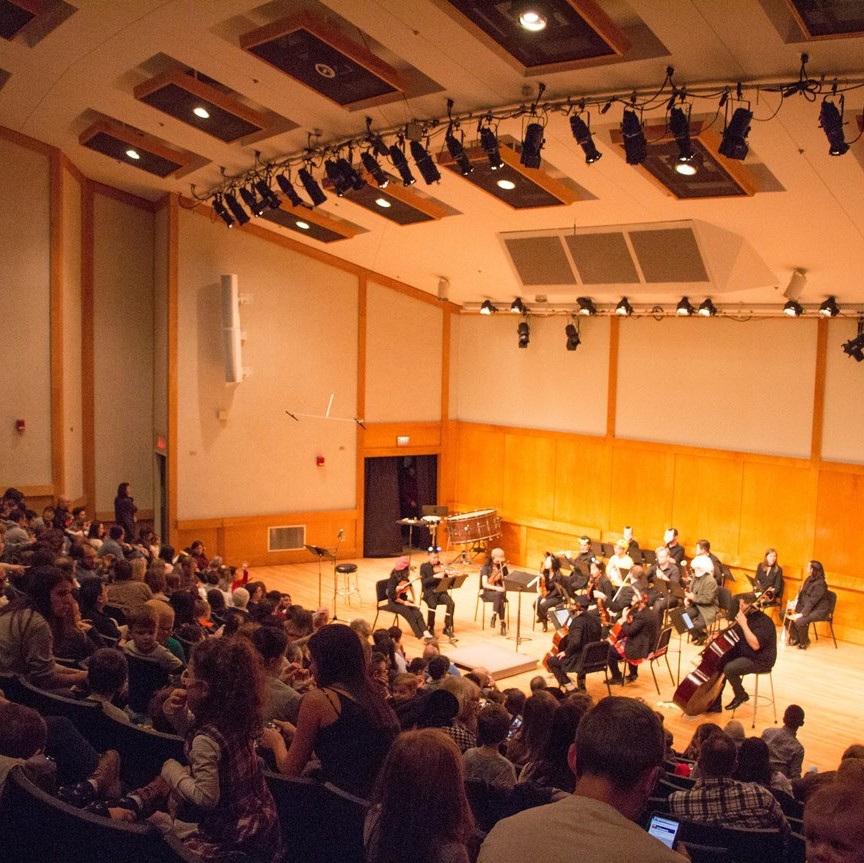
[
  {"left": 733, "top": 669, "right": 777, "bottom": 729},
  {"left": 336, "top": 563, "right": 361, "bottom": 606}
]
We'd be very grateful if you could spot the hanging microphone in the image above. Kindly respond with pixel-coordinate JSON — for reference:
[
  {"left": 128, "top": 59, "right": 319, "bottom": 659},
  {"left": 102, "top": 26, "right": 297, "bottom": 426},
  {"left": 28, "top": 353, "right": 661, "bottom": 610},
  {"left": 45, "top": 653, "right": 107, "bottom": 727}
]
[{"left": 338, "top": 528, "right": 344, "bottom": 541}]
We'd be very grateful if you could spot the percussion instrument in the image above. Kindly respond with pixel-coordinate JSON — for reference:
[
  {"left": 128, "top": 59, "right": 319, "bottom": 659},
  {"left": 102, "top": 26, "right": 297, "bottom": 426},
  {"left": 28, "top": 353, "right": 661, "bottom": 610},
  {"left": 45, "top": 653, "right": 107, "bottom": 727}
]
[{"left": 446, "top": 509, "right": 501, "bottom": 544}]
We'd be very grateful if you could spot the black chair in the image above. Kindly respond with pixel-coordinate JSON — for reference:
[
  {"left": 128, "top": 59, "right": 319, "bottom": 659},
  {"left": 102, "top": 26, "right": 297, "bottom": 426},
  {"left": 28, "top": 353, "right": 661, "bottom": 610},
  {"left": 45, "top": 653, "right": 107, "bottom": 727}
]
[
  {"left": 0, "top": 766, "right": 198, "bottom": 863},
  {"left": 787, "top": 831, "right": 806, "bottom": 863},
  {"left": 0, "top": 670, "right": 27, "bottom": 703},
  {"left": 103, "top": 603, "right": 127, "bottom": 626},
  {"left": 677, "top": 820, "right": 785, "bottom": 863},
  {"left": 15, "top": 677, "right": 101, "bottom": 726},
  {"left": 371, "top": 579, "right": 399, "bottom": 631},
  {"left": 125, "top": 654, "right": 171, "bottom": 714},
  {"left": 772, "top": 788, "right": 804, "bottom": 819},
  {"left": 320, "top": 782, "right": 370, "bottom": 863},
  {"left": 654, "top": 777, "right": 689, "bottom": 798},
  {"left": 573, "top": 641, "right": 613, "bottom": 697},
  {"left": 647, "top": 626, "right": 674, "bottom": 694},
  {"left": 474, "top": 570, "right": 510, "bottom": 631},
  {"left": 809, "top": 590, "right": 838, "bottom": 648},
  {"left": 662, "top": 772, "right": 696, "bottom": 791}
]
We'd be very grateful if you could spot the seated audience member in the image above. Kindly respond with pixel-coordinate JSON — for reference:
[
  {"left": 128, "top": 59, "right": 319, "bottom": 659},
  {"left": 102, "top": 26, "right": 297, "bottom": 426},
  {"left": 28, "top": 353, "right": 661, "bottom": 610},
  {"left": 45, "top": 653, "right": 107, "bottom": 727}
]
[
  {"left": 369, "top": 650, "right": 390, "bottom": 699},
  {"left": 145, "top": 565, "right": 170, "bottom": 602},
  {"left": 422, "top": 640, "right": 461, "bottom": 677},
  {"left": 311, "top": 607, "right": 330, "bottom": 631},
  {"left": 439, "top": 676, "right": 482, "bottom": 753},
  {"left": 793, "top": 743, "right": 864, "bottom": 802},
  {"left": 463, "top": 703, "right": 518, "bottom": 790},
  {"left": 78, "top": 579, "right": 121, "bottom": 643},
  {"left": 122, "top": 605, "right": 184, "bottom": 673},
  {"left": 425, "top": 654, "right": 451, "bottom": 691},
  {"left": 146, "top": 599, "right": 185, "bottom": 663},
  {"left": 507, "top": 690, "right": 558, "bottom": 769},
  {"left": 389, "top": 672, "right": 428, "bottom": 730},
  {"left": 251, "top": 624, "right": 301, "bottom": 725},
  {"left": 478, "top": 697, "right": 685, "bottom": 862},
  {"left": 231, "top": 587, "right": 251, "bottom": 618},
  {"left": 762, "top": 704, "right": 805, "bottom": 779},
  {"left": 350, "top": 617, "right": 373, "bottom": 643},
  {"left": 85, "top": 648, "right": 130, "bottom": 724},
  {"left": 106, "top": 559, "right": 152, "bottom": 616},
  {"left": 387, "top": 625, "right": 407, "bottom": 673},
  {"left": 366, "top": 729, "right": 475, "bottom": 863},
  {"left": 529, "top": 675, "right": 547, "bottom": 693},
  {"left": 52, "top": 595, "right": 97, "bottom": 663},
  {"left": 668, "top": 731, "right": 790, "bottom": 833},
  {"left": 734, "top": 736, "right": 793, "bottom": 796},
  {"left": 804, "top": 780, "right": 864, "bottom": 863},
  {"left": 0, "top": 701, "right": 57, "bottom": 794},
  {"left": 97, "top": 525, "right": 126, "bottom": 561},
  {"left": 503, "top": 688, "right": 526, "bottom": 737}
]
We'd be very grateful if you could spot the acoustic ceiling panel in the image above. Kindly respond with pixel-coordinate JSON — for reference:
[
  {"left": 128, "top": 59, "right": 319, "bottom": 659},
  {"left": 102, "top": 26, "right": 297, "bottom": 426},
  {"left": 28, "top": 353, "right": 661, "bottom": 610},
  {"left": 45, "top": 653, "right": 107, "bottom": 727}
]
[
  {"left": 0, "top": 0, "right": 38, "bottom": 39},
  {"left": 79, "top": 119, "right": 193, "bottom": 178},
  {"left": 504, "top": 237, "right": 577, "bottom": 285},
  {"left": 262, "top": 204, "right": 359, "bottom": 243},
  {"left": 784, "top": 0, "right": 864, "bottom": 38},
  {"left": 629, "top": 228, "right": 709, "bottom": 283},
  {"left": 564, "top": 232, "right": 640, "bottom": 284}
]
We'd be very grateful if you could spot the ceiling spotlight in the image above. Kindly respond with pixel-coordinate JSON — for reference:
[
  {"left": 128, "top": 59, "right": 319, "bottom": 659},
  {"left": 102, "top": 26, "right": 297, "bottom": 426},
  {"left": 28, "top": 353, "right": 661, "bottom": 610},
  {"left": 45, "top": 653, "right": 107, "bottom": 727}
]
[
  {"left": 569, "top": 114, "right": 602, "bottom": 164},
  {"left": 520, "top": 122, "right": 544, "bottom": 168},
  {"left": 517, "top": 5, "right": 547, "bottom": 31},
  {"left": 254, "top": 179, "right": 281, "bottom": 210},
  {"left": 819, "top": 98, "right": 849, "bottom": 156},
  {"left": 842, "top": 319, "right": 864, "bottom": 361},
  {"left": 367, "top": 128, "right": 390, "bottom": 158},
  {"left": 497, "top": 179, "right": 516, "bottom": 190},
  {"left": 479, "top": 125, "right": 504, "bottom": 170},
  {"left": 361, "top": 151, "right": 390, "bottom": 188},
  {"left": 670, "top": 105, "right": 694, "bottom": 163},
  {"left": 324, "top": 159, "right": 351, "bottom": 197},
  {"left": 445, "top": 127, "right": 474, "bottom": 175},
  {"left": 676, "top": 296, "right": 695, "bottom": 316},
  {"left": 621, "top": 108, "right": 647, "bottom": 165},
  {"left": 212, "top": 195, "right": 234, "bottom": 228},
  {"left": 125, "top": 148, "right": 141, "bottom": 160},
  {"left": 783, "top": 299, "right": 805, "bottom": 317},
  {"left": 719, "top": 107, "right": 753, "bottom": 160},
  {"left": 410, "top": 140, "right": 441, "bottom": 184},
  {"left": 295, "top": 220, "right": 311, "bottom": 231},
  {"left": 239, "top": 185, "right": 266, "bottom": 217},
  {"left": 565, "top": 322, "right": 581, "bottom": 351},
  {"left": 510, "top": 297, "right": 528, "bottom": 314},
  {"left": 577, "top": 296, "right": 597, "bottom": 316},
  {"left": 298, "top": 168, "right": 327, "bottom": 207},
  {"left": 675, "top": 160, "right": 698, "bottom": 176},
  {"left": 223, "top": 192, "right": 250, "bottom": 226},
  {"left": 819, "top": 296, "right": 840, "bottom": 317},
  {"left": 698, "top": 298, "right": 717, "bottom": 317},
  {"left": 276, "top": 173, "right": 305, "bottom": 208},
  {"left": 192, "top": 106, "right": 210, "bottom": 119},
  {"left": 615, "top": 296, "right": 633, "bottom": 316},
  {"left": 337, "top": 157, "right": 366, "bottom": 191},
  {"left": 517, "top": 320, "right": 530, "bottom": 348},
  {"left": 388, "top": 142, "right": 416, "bottom": 186},
  {"left": 480, "top": 299, "right": 498, "bottom": 315}
]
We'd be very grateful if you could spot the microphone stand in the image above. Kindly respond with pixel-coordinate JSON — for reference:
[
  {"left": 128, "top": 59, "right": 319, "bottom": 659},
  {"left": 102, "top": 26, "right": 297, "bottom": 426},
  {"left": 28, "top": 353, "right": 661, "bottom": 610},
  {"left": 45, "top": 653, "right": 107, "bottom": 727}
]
[{"left": 331, "top": 529, "right": 345, "bottom": 621}]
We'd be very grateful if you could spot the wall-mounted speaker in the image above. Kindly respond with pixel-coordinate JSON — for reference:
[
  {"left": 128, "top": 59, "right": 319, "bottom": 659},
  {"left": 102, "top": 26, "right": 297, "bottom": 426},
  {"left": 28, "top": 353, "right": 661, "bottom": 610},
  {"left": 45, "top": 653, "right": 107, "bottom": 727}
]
[{"left": 221, "top": 274, "right": 243, "bottom": 383}]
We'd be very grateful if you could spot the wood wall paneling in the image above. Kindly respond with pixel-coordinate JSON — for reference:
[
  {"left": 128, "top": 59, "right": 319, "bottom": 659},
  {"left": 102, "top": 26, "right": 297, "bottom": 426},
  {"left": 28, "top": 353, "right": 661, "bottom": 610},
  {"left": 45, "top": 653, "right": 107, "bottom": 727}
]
[
  {"left": 503, "top": 432, "right": 556, "bottom": 522},
  {"left": 362, "top": 422, "right": 442, "bottom": 452},
  {"left": 553, "top": 435, "right": 611, "bottom": 532},
  {"left": 814, "top": 469, "right": 864, "bottom": 578},
  {"left": 608, "top": 444, "right": 674, "bottom": 546},
  {"left": 454, "top": 424, "right": 505, "bottom": 513}
]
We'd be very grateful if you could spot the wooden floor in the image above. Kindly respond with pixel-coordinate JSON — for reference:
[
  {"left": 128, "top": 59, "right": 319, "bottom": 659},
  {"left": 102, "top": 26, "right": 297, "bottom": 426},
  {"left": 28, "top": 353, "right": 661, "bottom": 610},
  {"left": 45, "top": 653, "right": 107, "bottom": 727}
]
[{"left": 252, "top": 554, "right": 863, "bottom": 772}]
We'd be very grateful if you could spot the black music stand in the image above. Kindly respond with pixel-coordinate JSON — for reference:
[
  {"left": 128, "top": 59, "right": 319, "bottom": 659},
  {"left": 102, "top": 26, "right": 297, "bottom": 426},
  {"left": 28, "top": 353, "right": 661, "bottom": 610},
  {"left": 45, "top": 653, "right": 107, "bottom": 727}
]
[
  {"left": 504, "top": 570, "right": 539, "bottom": 651},
  {"left": 305, "top": 544, "right": 332, "bottom": 607},
  {"left": 434, "top": 573, "right": 468, "bottom": 593}
]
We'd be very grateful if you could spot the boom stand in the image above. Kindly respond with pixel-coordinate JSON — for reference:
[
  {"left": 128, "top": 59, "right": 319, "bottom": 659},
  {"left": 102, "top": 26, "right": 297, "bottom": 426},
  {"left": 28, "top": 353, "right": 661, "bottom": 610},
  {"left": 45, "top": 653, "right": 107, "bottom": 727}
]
[
  {"left": 304, "top": 544, "right": 329, "bottom": 607},
  {"left": 504, "top": 571, "right": 540, "bottom": 652}
]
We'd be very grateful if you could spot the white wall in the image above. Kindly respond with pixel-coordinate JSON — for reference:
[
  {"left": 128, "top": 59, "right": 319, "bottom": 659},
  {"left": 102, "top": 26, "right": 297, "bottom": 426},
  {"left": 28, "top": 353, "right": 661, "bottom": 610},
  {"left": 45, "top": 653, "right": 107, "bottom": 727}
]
[{"left": 823, "top": 317, "right": 864, "bottom": 464}]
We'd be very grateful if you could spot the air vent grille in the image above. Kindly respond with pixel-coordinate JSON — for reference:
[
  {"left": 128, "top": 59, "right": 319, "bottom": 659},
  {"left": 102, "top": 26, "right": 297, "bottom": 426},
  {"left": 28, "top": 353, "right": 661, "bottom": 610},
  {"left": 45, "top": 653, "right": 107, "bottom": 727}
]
[{"left": 268, "top": 525, "right": 306, "bottom": 551}]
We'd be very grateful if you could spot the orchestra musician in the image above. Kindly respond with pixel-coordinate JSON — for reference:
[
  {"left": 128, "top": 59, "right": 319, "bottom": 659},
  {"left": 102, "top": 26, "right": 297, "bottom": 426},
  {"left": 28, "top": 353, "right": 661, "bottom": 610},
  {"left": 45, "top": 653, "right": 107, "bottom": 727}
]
[
  {"left": 646, "top": 546, "right": 682, "bottom": 615},
  {"left": 480, "top": 547, "right": 508, "bottom": 636},
  {"left": 535, "top": 553, "right": 567, "bottom": 632},
  {"left": 560, "top": 537, "right": 595, "bottom": 593},
  {"left": 695, "top": 539, "right": 726, "bottom": 587},
  {"left": 386, "top": 556, "right": 433, "bottom": 642},
  {"left": 545, "top": 596, "right": 602, "bottom": 691},
  {"left": 622, "top": 525, "right": 643, "bottom": 565},
  {"left": 664, "top": 527, "right": 686, "bottom": 566},
  {"left": 786, "top": 560, "right": 830, "bottom": 650},
  {"left": 583, "top": 559, "right": 614, "bottom": 616},
  {"left": 607, "top": 588, "right": 660, "bottom": 684},
  {"left": 753, "top": 548, "right": 784, "bottom": 605},
  {"left": 606, "top": 540, "right": 634, "bottom": 587},
  {"left": 419, "top": 546, "right": 457, "bottom": 642},
  {"left": 682, "top": 554, "right": 720, "bottom": 646}
]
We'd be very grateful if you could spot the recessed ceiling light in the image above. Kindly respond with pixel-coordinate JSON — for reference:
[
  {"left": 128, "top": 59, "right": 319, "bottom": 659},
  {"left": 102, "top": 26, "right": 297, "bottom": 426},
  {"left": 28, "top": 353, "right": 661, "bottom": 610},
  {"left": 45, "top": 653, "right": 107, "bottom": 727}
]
[
  {"left": 192, "top": 106, "right": 210, "bottom": 119},
  {"left": 675, "top": 162, "right": 697, "bottom": 176},
  {"left": 125, "top": 149, "right": 141, "bottom": 160},
  {"left": 496, "top": 179, "right": 516, "bottom": 190},
  {"left": 375, "top": 197, "right": 392, "bottom": 208},
  {"left": 295, "top": 221, "right": 311, "bottom": 230},
  {"left": 519, "top": 10, "right": 547, "bottom": 31}
]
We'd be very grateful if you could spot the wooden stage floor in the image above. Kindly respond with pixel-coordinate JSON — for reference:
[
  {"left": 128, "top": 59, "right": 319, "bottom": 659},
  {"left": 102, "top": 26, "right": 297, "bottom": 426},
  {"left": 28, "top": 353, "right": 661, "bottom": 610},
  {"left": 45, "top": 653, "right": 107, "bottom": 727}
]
[{"left": 251, "top": 555, "right": 863, "bottom": 773}]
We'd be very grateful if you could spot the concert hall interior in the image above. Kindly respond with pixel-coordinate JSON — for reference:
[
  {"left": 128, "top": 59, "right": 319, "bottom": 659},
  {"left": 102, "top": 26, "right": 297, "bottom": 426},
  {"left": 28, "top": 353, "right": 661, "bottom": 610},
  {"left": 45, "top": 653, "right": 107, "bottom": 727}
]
[{"left": 3, "top": 0, "right": 864, "bottom": 784}]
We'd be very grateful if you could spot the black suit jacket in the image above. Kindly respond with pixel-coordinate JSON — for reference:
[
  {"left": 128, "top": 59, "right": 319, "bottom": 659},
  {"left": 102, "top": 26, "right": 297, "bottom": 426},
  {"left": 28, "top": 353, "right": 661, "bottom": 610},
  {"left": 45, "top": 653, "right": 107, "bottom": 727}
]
[{"left": 560, "top": 612, "right": 603, "bottom": 671}]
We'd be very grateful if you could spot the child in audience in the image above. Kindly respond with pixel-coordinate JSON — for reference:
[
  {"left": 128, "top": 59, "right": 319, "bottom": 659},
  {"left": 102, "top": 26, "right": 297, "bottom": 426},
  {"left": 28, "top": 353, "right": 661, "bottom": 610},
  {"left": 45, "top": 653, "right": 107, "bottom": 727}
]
[
  {"left": 0, "top": 701, "right": 56, "bottom": 794},
  {"left": 463, "top": 703, "right": 517, "bottom": 789},
  {"left": 85, "top": 647, "right": 130, "bottom": 724},
  {"left": 145, "top": 599, "right": 186, "bottom": 663},
  {"left": 122, "top": 605, "right": 184, "bottom": 673}
]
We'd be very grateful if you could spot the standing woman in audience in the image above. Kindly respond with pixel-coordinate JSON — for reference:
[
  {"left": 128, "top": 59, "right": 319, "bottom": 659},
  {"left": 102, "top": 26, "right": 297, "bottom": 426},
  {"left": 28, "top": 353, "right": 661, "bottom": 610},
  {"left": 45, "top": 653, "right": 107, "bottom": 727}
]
[
  {"left": 787, "top": 560, "right": 831, "bottom": 650},
  {"left": 113, "top": 482, "right": 137, "bottom": 542},
  {"left": 365, "top": 729, "right": 475, "bottom": 863},
  {"left": 754, "top": 548, "right": 784, "bottom": 603},
  {"left": 260, "top": 623, "right": 398, "bottom": 797}
]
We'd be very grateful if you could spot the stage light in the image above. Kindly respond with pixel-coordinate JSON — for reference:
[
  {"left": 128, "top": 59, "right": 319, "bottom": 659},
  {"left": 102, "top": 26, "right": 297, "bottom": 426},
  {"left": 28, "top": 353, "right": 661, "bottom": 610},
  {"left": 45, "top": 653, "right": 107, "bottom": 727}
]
[
  {"left": 410, "top": 140, "right": 441, "bottom": 184},
  {"left": 819, "top": 296, "right": 840, "bottom": 317},
  {"left": 480, "top": 125, "right": 504, "bottom": 170},
  {"left": 337, "top": 157, "right": 366, "bottom": 191},
  {"left": 615, "top": 297, "right": 633, "bottom": 316},
  {"left": 361, "top": 151, "right": 390, "bottom": 188},
  {"left": 842, "top": 319, "right": 864, "bottom": 361},
  {"left": 819, "top": 98, "right": 849, "bottom": 156},
  {"left": 388, "top": 142, "right": 416, "bottom": 186},
  {"left": 577, "top": 297, "right": 597, "bottom": 316},
  {"left": 480, "top": 299, "right": 498, "bottom": 315},
  {"left": 670, "top": 106, "right": 694, "bottom": 163},
  {"left": 783, "top": 299, "right": 805, "bottom": 317},
  {"left": 565, "top": 323, "right": 581, "bottom": 351},
  {"left": 223, "top": 192, "right": 250, "bottom": 225},
  {"left": 698, "top": 298, "right": 717, "bottom": 317},
  {"left": 510, "top": 297, "right": 528, "bottom": 314},
  {"left": 239, "top": 185, "right": 265, "bottom": 217},
  {"left": 517, "top": 320, "right": 530, "bottom": 348},
  {"left": 569, "top": 114, "right": 602, "bottom": 164},
  {"left": 298, "top": 168, "right": 327, "bottom": 206},
  {"left": 520, "top": 122, "right": 544, "bottom": 168},
  {"left": 324, "top": 159, "right": 351, "bottom": 197},
  {"left": 445, "top": 128, "right": 474, "bottom": 175},
  {"left": 254, "top": 179, "right": 281, "bottom": 210},
  {"left": 676, "top": 296, "right": 695, "bottom": 316},
  {"left": 621, "top": 108, "right": 647, "bottom": 165},
  {"left": 212, "top": 195, "right": 234, "bottom": 227},
  {"left": 719, "top": 107, "right": 752, "bottom": 160},
  {"left": 517, "top": 4, "right": 547, "bottom": 31},
  {"left": 276, "top": 174, "right": 305, "bottom": 208}
]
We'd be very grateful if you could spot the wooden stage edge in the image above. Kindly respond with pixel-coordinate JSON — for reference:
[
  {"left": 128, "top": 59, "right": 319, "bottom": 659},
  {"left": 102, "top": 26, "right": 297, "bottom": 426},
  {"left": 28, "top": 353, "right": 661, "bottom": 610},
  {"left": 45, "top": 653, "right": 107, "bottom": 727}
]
[{"left": 251, "top": 555, "right": 864, "bottom": 774}]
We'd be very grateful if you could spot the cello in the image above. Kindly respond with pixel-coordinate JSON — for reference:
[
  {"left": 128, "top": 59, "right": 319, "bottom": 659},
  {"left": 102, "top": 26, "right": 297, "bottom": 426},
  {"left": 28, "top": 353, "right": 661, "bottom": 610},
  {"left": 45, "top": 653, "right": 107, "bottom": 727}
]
[{"left": 673, "top": 588, "right": 774, "bottom": 716}]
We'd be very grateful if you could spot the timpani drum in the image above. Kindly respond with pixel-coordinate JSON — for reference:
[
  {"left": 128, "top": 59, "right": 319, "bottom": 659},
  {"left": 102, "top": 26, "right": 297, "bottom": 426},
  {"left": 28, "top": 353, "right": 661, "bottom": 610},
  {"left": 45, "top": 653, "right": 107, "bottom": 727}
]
[{"left": 446, "top": 509, "right": 501, "bottom": 543}]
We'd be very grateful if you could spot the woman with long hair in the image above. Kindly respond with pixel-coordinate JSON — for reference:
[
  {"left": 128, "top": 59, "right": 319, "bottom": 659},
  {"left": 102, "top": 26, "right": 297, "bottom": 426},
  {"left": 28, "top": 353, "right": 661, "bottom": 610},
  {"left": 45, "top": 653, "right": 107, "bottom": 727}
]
[
  {"left": 260, "top": 622, "right": 398, "bottom": 797},
  {"left": 787, "top": 560, "right": 831, "bottom": 650},
  {"left": 0, "top": 566, "right": 88, "bottom": 688},
  {"left": 505, "top": 689, "right": 558, "bottom": 768},
  {"left": 365, "top": 729, "right": 475, "bottom": 863},
  {"left": 754, "top": 548, "right": 784, "bottom": 603}
]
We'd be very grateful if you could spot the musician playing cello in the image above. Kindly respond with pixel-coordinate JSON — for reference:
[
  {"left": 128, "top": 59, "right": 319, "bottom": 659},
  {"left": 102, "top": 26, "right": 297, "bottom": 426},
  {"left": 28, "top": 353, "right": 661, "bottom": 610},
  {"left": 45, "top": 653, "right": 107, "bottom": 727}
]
[
  {"left": 419, "top": 546, "right": 457, "bottom": 642},
  {"left": 481, "top": 547, "right": 508, "bottom": 636},
  {"left": 545, "top": 596, "right": 601, "bottom": 692},
  {"left": 387, "top": 556, "right": 433, "bottom": 641},
  {"left": 535, "top": 553, "right": 567, "bottom": 632},
  {"left": 607, "top": 588, "right": 660, "bottom": 685}
]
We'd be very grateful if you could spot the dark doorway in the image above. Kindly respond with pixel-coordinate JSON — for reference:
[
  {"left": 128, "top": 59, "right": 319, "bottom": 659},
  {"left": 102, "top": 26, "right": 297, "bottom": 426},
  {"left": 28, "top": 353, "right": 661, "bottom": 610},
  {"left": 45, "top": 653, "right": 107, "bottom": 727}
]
[
  {"left": 155, "top": 452, "right": 167, "bottom": 542},
  {"left": 363, "top": 455, "right": 438, "bottom": 557}
]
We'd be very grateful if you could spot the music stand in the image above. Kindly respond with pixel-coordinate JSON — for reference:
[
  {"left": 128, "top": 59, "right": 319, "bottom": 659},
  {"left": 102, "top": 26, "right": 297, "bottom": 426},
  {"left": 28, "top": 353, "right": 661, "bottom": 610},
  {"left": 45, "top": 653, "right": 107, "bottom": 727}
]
[
  {"left": 668, "top": 605, "right": 696, "bottom": 686},
  {"left": 504, "top": 570, "right": 539, "bottom": 651},
  {"left": 305, "top": 544, "right": 331, "bottom": 607},
  {"left": 434, "top": 573, "right": 468, "bottom": 593}
]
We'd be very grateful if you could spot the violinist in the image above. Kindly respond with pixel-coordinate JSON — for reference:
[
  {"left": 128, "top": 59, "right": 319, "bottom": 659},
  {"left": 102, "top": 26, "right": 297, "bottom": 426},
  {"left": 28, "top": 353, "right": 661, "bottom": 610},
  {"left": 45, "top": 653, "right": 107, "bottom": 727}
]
[
  {"left": 606, "top": 540, "right": 634, "bottom": 587},
  {"left": 583, "top": 560, "right": 614, "bottom": 621},
  {"left": 386, "top": 556, "right": 433, "bottom": 642},
  {"left": 545, "top": 596, "right": 601, "bottom": 691},
  {"left": 481, "top": 547, "right": 508, "bottom": 636},
  {"left": 682, "top": 554, "right": 720, "bottom": 646},
  {"left": 646, "top": 547, "right": 682, "bottom": 616},
  {"left": 607, "top": 588, "right": 660, "bottom": 684},
  {"left": 560, "top": 537, "right": 595, "bottom": 592},
  {"left": 753, "top": 548, "right": 784, "bottom": 605},
  {"left": 535, "top": 553, "right": 567, "bottom": 632},
  {"left": 419, "top": 546, "right": 457, "bottom": 642}
]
